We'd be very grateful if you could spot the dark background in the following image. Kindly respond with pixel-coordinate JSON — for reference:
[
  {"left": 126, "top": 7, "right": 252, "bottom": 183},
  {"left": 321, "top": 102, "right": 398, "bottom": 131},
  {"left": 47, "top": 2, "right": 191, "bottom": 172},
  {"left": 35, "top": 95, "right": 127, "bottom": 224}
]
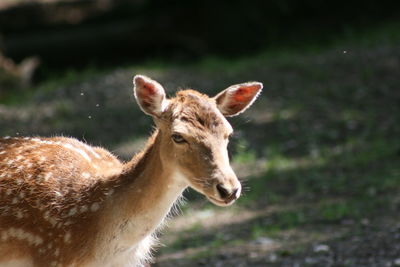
[{"left": 1, "top": 0, "right": 399, "bottom": 69}]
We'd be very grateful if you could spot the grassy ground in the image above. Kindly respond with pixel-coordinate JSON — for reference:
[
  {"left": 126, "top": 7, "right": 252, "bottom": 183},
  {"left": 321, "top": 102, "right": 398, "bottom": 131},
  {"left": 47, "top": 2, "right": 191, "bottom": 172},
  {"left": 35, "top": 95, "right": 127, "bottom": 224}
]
[{"left": 1, "top": 22, "right": 400, "bottom": 266}]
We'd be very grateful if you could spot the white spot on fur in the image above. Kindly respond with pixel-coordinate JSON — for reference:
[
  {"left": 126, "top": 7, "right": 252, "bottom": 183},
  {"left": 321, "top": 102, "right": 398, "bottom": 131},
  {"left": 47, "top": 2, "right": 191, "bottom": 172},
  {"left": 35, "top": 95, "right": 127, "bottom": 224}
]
[
  {"left": 15, "top": 210, "right": 24, "bottom": 219},
  {"left": 91, "top": 202, "right": 100, "bottom": 212},
  {"left": 64, "top": 231, "right": 71, "bottom": 243},
  {"left": 44, "top": 172, "right": 53, "bottom": 181},
  {"left": 85, "top": 145, "right": 101, "bottom": 159},
  {"left": 80, "top": 205, "right": 88, "bottom": 213},
  {"left": 1, "top": 231, "right": 8, "bottom": 241},
  {"left": 61, "top": 143, "right": 92, "bottom": 162},
  {"left": 37, "top": 174, "right": 45, "bottom": 181},
  {"left": 68, "top": 207, "right": 77, "bottom": 217},
  {"left": 16, "top": 165, "right": 25, "bottom": 172},
  {"left": 43, "top": 210, "right": 51, "bottom": 220},
  {"left": 33, "top": 235, "right": 44, "bottom": 246},
  {"left": 82, "top": 172, "right": 90, "bottom": 179},
  {"left": 54, "top": 247, "right": 60, "bottom": 257},
  {"left": 4, "top": 227, "right": 43, "bottom": 247},
  {"left": 106, "top": 188, "right": 114, "bottom": 198},
  {"left": 48, "top": 217, "right": 58, "bottom": 226}
]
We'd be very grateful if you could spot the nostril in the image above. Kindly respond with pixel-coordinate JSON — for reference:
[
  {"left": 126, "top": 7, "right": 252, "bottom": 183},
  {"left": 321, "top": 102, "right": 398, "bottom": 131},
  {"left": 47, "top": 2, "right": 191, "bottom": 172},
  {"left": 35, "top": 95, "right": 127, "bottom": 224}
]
[
  {"left": 232, "top": 188, "right": 239, "bottom": 198},
  {"left": 216, "top": 184, "right": 230, "bottom": 199}
]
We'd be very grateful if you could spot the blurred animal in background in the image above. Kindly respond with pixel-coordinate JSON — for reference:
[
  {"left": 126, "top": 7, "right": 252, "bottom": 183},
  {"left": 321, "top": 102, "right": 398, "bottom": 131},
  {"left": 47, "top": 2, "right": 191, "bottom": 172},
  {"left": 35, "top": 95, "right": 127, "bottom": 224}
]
[{"left": 0, "top": 36, "right": 40, "bottom": 97}]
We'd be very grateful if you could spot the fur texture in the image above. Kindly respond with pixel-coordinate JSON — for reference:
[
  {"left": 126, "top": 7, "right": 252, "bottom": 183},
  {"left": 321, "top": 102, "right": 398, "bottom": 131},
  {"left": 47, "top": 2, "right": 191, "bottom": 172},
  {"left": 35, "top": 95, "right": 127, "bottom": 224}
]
[{"left": 0, "top": 76, "right": 262, "bottom": 266}]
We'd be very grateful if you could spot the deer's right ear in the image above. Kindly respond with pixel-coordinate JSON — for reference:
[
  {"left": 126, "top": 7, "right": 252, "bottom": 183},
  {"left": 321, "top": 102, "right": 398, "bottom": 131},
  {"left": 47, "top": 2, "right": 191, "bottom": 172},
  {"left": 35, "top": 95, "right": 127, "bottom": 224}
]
[{"left": 133, "top": 75, "right": 169, "bottom": 117}]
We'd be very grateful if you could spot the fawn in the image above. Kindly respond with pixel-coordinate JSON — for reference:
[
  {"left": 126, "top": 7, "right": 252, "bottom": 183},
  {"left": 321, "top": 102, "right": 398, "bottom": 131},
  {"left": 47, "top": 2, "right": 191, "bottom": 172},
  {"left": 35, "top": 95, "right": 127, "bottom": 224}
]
[{"left": 0, "top": 75, "right": 262, "bottom": 266}]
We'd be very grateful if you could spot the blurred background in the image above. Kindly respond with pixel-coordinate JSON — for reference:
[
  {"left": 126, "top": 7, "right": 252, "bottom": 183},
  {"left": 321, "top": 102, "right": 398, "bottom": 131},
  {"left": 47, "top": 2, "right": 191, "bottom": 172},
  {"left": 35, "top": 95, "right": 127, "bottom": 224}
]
[{"left": 1, "top": 0, "right": 400, "bottom": 266}]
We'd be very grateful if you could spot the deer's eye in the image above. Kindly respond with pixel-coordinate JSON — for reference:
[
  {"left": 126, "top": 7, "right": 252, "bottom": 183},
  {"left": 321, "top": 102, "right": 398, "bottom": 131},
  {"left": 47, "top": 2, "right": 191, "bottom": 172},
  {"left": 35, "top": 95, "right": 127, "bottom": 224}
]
[{"left": 172, "top": 133, "right": 186, "bottom": 144}]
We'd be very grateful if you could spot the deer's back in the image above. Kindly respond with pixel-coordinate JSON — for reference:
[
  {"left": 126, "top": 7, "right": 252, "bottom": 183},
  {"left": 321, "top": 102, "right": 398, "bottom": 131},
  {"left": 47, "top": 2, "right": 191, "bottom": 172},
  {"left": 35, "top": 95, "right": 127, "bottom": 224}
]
[{"left": 0, "top": 136, "right": 123, "bottom": 266}]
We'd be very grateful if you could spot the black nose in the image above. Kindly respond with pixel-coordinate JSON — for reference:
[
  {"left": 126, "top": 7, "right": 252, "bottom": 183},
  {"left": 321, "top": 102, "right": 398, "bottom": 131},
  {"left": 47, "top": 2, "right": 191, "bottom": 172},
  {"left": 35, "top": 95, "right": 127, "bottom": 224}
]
[{"left": 216, "top": 184, "right": 239, "bottom": 200}]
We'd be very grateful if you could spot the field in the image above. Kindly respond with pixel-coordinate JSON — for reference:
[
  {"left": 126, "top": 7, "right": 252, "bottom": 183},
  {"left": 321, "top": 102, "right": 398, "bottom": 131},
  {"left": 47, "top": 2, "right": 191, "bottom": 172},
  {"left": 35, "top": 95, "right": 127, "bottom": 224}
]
[{"left": 1, "top": 22, "right": 400, "bottom": 266}]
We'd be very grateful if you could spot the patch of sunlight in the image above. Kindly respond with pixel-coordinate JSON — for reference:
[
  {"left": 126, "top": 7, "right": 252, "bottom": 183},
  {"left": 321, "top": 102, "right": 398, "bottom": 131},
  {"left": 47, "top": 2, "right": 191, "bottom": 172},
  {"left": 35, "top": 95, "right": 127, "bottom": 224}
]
[
  {"left": 196, "top": 209, "right": 215, "bottom": 219},
  {"left": 232, "top": 159, "right": 268, "bottom": 179},
  {"left": 157, "top": 235, "right": 280, "bottom": 264},
  {"left": 267, "top": 154, "right": 326, "bottom": 171},
  {"left": 169, "top": 207, "right": 270, "bottom": 234}
]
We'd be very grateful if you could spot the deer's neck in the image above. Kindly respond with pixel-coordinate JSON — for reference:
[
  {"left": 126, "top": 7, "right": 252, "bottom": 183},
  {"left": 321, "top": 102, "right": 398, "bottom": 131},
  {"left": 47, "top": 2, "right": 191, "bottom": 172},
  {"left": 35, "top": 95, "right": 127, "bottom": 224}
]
[{"left": 97, "top": 130, "right": 187, "bottom": 256}]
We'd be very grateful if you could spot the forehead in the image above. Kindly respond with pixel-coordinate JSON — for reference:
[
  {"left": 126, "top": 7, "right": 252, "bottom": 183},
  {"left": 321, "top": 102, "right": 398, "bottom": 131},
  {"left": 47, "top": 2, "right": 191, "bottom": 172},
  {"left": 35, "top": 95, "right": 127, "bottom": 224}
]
[{"left": 170, "top": 90, "right": 233, "bottom": 135}]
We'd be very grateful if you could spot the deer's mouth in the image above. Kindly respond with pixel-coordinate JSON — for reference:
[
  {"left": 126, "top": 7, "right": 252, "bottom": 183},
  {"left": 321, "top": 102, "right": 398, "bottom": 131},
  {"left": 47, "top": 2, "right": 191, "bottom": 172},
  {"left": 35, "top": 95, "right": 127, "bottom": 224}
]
[
  {"left": 187, "top": 180, "right": 238, "bottom": 207},
  {"left": 207, "top": 195, "right": 236, "bottom": 207}
]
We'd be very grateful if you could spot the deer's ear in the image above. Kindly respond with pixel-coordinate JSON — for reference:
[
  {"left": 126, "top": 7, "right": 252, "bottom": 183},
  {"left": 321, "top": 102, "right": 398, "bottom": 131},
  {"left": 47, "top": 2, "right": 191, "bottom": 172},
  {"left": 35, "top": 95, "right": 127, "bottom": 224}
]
[
  {"left": 133, "top": 75, "right": 169, "bottom": 117},
  {"left": 214, "top": 82, "right": 263, "bottom": 117}
]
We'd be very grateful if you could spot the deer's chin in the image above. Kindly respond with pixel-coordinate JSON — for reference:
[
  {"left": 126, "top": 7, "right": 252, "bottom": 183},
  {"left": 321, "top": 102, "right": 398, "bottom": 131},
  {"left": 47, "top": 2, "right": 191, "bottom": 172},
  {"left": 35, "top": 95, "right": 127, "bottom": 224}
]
[
  {"left": 207, "top": 196, "right": 236, "bottom": 207},
  {"left": 187, "top": 182, "right": 237, "bottom": 207}
]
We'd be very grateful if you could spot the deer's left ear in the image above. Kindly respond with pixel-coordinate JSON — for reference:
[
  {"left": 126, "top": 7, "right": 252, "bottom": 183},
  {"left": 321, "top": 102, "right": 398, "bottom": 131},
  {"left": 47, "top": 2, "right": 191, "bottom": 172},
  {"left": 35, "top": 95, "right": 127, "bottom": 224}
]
[{"left": 214, "top": 82, "right": 263, "bottom": 117}]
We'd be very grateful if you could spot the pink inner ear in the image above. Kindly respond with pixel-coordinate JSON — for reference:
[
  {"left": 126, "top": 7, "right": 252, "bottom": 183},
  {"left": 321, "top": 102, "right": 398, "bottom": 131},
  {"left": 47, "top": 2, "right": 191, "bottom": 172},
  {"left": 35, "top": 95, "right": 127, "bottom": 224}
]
[
  {"left": 137, "top": 82, "right": 157, "bottom": 107},
  {"left": 135, "top": 76, "right": 157, "bottom": 97},
  {"left": 232, "top": 85, "right": 260, "bottom": 103},
  {"left": 142, "top": 83, "right": 156, "bottom": 96}
]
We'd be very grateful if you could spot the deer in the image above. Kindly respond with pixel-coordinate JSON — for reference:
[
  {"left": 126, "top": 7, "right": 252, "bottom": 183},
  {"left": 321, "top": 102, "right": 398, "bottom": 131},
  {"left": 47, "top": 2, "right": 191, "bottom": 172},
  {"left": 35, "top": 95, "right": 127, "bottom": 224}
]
[{"left": 0, "top": 75, "right": 263, "bottom": 267}]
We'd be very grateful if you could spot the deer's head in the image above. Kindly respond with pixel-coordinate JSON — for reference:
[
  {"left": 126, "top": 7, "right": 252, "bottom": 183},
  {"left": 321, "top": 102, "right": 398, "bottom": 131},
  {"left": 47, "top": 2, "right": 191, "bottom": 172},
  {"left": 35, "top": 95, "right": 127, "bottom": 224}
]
[{"left": 133, "top": 75, "right": 262, "bottom": 206}]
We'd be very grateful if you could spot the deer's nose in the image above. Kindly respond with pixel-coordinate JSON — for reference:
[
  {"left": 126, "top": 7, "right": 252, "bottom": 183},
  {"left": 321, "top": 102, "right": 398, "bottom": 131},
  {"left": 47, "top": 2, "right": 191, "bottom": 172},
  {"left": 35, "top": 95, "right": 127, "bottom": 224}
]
[{"left": 216, "top": 183, "right": 240, "bottom": 201}]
